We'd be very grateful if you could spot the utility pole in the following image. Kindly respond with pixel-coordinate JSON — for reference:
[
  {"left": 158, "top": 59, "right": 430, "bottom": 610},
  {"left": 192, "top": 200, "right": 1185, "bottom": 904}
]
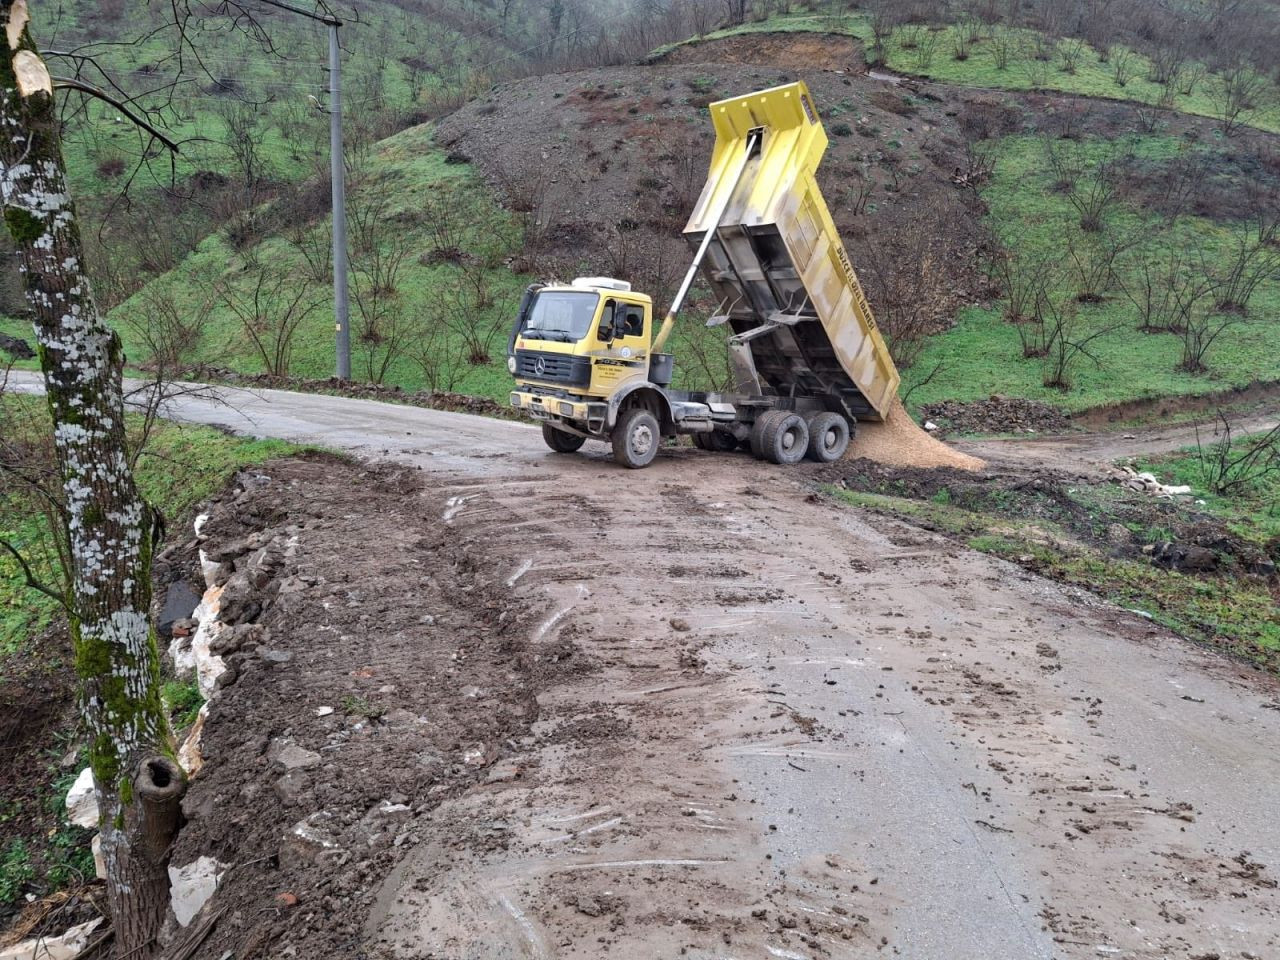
[
  {"left": 328, "top": 20, "right": 350, "bottom": 380},
  {"left": 256, "top": 0, "right": 350, "bottom": 379}
]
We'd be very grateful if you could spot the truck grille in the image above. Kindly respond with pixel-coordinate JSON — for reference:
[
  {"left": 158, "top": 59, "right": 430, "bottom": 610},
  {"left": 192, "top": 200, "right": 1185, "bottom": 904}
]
[{"left": 514, "top": 349, "right": 590, "bottom": 386}]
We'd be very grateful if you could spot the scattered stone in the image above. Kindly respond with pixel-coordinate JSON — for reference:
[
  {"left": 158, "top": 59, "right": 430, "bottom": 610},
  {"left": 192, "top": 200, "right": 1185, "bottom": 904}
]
[
  {"left": 463, "top": 744, "right": 487, "bottom": 766},
  {"left": 65, "top": 768, "right": 97, "bottom": 829},
  {"left": 575, "top": 896, "right": 604, "bottom": 917},
  {"left": 158, "top": 581, "right": 202, "bottom": 640},
  {"left": 669, "top": 617, "right": 691, "bottom": 632},
  {"left": 275, "top": 891, "right": 299, "bottom": 908},
  {"left": 315, "top": 706, "right": 334, "bottom": 717},
  {"left": 274, "top": 770, "right": 313, "bottom": 805},
  {"left": 0, "top": 918, "right": 102, "bottom": 960},
  {"left": 258, "top": 648, "right": 294, "bottom": 664},
  {"left": 169, "top": 855, "right": 229, "bottom": 927},
  {"left": 279, "top": 813, "right": 340, "bottom": 868},
  {"left": 268, "top": 740, "right": 322, "bottom": 771},
  {"left": 485, "top": 759, "right": 522, "bottom": 784}
]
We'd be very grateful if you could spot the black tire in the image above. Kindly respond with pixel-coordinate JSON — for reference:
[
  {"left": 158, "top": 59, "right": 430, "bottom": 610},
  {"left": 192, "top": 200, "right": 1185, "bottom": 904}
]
[
  {"left": 612, "top": 408, "right": 661, "bottom": 469},
  {"left": 749, "top": 410, "right": 785, "bottom": 459},
  {"left": 762, "top": 412, "right": 810, "bottom": 465},
  {"left": 804, "top": 412, "right": 851, "bottom": 462},
  {"left": 705, "top": 430, "right": 738, "bottom": 452},
  {"left": 542, "top": 422, "right": 586, "bottom": 453},
  {"left": 693, "top": 429, "right": 736, "bottom": 453}
]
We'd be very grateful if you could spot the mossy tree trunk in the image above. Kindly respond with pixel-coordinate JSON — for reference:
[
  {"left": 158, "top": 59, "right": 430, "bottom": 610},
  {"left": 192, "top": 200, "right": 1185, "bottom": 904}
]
[{"left": 0, "top": 4, "right": 185, "bottom": 956}]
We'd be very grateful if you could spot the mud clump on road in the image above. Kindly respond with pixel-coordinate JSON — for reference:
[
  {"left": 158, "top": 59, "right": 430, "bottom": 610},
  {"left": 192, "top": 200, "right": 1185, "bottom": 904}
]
[
  {"left": 850, "top": 399, "right": 986, "bottom": 471},
  {"left": 167, "top": 455, "right": 578, "bottom": 959}
]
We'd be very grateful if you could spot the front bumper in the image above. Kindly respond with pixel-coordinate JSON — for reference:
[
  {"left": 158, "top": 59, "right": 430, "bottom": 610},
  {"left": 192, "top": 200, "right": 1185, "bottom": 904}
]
[{"left": 510, "top": 390, "right": 608, "bottom": 435}]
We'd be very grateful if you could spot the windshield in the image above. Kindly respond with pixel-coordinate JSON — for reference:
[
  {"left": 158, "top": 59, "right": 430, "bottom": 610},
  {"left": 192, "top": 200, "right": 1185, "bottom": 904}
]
[{"left": 521, "top": 291, "right": 599, "bottom": 343}]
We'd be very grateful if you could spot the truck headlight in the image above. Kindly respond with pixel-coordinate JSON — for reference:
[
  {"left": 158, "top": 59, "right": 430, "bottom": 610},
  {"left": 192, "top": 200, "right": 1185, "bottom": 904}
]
[
  {"left": 559, "top": 402, "right": 574, "bottom": 417},
  {"left": 507, "top": 356, "right": 517, "bottom": 374}
]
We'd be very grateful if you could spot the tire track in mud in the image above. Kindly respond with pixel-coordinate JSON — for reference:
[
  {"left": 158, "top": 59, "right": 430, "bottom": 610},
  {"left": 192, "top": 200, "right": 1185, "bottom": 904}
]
[
  {"left": 366, "top": 470, "right": 889, "bottom": 959},
  {"left": 370, "top": 456, "right": 1280, "bottom": 960}
]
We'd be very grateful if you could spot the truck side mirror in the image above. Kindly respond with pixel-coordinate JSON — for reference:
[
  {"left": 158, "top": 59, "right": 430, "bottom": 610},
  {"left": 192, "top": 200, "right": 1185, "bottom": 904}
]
[{"left": 598, "top": 301, "right": 617, "bottom": 342}]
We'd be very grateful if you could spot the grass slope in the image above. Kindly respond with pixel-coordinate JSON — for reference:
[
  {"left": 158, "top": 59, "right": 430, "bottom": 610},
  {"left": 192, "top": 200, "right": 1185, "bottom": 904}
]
[
  {"left": 903, "top": 135, "right": 1280, "bottom": 413},
  {"left": 110, "top": 123, "right": 532, "bottom": 399},
  {"left": 654, "top": 13, "right": 1280, "bottom": 134}
]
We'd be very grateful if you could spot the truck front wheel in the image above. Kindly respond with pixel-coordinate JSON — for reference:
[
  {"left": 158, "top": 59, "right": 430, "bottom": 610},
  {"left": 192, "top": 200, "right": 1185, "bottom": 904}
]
[
  {"left": 612, "top": 408, "right": 661, "bottom": 469},
  {"left": 542, "top": 423, "right": 586, "bottom": 453},
  {"left": 805, "top": 412, "right": 851, "bottom": 462}
]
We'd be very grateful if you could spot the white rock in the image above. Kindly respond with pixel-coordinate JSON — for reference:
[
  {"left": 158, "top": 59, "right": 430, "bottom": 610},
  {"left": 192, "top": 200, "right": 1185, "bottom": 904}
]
[
  {"left": 188, "top": 583, "right": 227, "bottom": 699},
  {"left": 168, "top": 855, "right": 228, "bottom": 927},
  {"left": 178, "top": 703, "right": 209, "bottom": 776},
  {"left": 91, "top": 834, "right": 105, "bottom": 880},
  {"left": 65, "top": 768, "right": 97, "bottom": 829},
  {"left": 0, "top": 917, "right": 103, "bottom": 960},
  {"left": 315, "top": 706, "right": 334, "bottom": 717},
  {"left": 923, "top": 420, "right": 939, "bottom": 432}
]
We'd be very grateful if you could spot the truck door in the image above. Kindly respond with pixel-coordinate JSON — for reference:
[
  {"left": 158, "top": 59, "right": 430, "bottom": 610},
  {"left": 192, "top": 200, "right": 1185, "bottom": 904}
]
[{"left": 591, "top": 298, "right": 648, "bottom": 391}]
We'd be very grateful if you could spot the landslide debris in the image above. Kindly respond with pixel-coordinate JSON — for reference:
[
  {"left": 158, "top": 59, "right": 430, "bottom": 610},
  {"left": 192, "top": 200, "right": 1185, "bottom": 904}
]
[{"left": 165, "top": 455, "right": 568, "bottom": 959}]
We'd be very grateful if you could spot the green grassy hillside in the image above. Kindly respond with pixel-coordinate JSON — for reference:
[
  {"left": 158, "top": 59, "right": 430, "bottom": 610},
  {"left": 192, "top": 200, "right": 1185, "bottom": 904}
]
[{"left": 904, "top": 134, "right": 1280, "bottom": 413}]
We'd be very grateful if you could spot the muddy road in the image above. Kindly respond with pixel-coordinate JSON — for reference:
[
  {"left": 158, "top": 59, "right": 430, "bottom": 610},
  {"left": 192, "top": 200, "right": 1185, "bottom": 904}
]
[{"left": 13, "top": 374, "right": 1280, "bottom": 958}]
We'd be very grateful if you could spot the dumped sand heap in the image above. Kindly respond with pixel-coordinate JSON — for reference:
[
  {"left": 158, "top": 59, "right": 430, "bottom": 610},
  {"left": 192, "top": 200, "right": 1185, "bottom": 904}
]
[{"left": 849, "top": 398, "right": 986, "bottom": 471}]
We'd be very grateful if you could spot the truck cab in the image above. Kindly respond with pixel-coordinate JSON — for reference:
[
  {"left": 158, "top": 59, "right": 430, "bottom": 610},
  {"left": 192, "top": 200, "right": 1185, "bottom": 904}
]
[{"left": 508, "top": 278, "right": 675, "bottom": 463}]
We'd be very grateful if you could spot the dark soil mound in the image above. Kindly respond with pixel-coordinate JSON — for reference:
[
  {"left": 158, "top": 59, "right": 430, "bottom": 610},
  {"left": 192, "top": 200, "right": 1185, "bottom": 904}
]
[
  {"left": 921, "top": 396, "right": 1073, "bottom": 435},
  {"left": 170, "top": 456, "right": 579, "bottom": 959}
]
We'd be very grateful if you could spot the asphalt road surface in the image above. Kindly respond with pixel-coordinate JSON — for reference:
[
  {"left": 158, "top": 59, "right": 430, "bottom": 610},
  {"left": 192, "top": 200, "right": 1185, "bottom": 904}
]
[{"left": 11, "top": 373, "right": 1280, "bottom": 959}]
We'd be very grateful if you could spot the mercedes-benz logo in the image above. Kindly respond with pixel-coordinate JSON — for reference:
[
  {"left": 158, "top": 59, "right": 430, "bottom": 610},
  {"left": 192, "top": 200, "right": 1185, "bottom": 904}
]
[{"left": 534, "top": 357, "right": 546, "bottom": 376}]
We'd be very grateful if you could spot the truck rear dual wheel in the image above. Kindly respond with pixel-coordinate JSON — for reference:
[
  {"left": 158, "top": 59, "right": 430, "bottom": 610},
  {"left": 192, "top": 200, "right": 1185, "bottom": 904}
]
[
  {"left": 753, "top": 411, "right": 810, "bottom": 465},
  {"left": 612, "top": 408, "right": 661, "bottom": 469},
  {"left": 804, "top": 412, "right": 851, "bottom": 462},
  {"left": 542, "top": 423, "right": 586, "bottom": 453}
]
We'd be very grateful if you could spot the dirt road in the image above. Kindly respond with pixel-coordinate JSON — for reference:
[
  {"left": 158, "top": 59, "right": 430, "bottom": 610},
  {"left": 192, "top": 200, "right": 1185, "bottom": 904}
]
[
  {"left": 14, "top": 373, "right": 1280, "bottom": 958},
  {"left": 958, "top": 404, "right": 1280, "bottom": 474}
]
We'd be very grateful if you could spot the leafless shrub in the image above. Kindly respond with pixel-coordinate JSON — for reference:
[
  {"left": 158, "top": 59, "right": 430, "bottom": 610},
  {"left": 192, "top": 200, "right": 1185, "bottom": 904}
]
[
  {"left": 122, "top": 284, "right": 211, "bottom": 374},
  {"left": 1111, "top": 45, "right": 1135, "bottom": 86},
  {"left": 991, "top": 243, "right": 1053, "bottom": 325},
  {"left": 857, "top": 222, "right": 952, "bottom": 369},
  {"left": 405, "top": 311, "right": 468, "bottom": 392},
  {"left": 1214, "top": 225, "right": 1280, "bottom": 313},
  {"left": 420, "top": 194, "right": 469, "bottom": 264},
  {"left": 1195, "top": 414, "right": 1280, "bottom": 497},
  {"left": 1058, "top": 37, "right": 1087, "bottom": 74},
  {"left": 1179, "top": 299, "right": 1243, "bottom": 374},
  {"left": 1017, "top": 45, "right": 1051, "bottom": 87},
  {"left": 286, "top": 218, "right": 332, "bottom": 285},
  {"left": 440, "top": 273, "right": 512, "bottom": 366},
  {"left": 215, "top": 268, "right": 323, "bottom": 377},
  {"left": 1216, "top": 63, "right": 1267, "bottom": 136},
  {"left": 1044, "top": 139, "right": 1128, "bottom": 231},
  {"left": 1039, "top": 295, "right": 1116, "bottom": 390},
  {"left": 991, "top": 26, "right": 1016, "bottom": 69},
  {"left": 914, "top": 28, "right": 941, "bottom": 70},
  {"left": 1065, "top": 230, "right": 1140, "bottom": 302}
]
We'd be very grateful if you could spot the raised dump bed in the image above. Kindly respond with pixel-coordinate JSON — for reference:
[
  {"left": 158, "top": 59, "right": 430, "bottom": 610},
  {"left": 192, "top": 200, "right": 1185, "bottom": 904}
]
[{"left": 682, "top": 81, "right": 900, "bottom": 421}]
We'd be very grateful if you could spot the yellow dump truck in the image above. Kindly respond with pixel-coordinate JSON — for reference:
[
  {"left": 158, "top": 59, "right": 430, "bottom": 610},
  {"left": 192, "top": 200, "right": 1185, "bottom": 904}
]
[{"left": 506, "top": 81, "right": 901, "bottom": 469}]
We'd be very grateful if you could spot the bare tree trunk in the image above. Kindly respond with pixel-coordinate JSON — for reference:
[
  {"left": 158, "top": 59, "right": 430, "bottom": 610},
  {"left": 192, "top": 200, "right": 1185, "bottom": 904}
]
[{"left": 0, "top": 7, "right": 184, "bottom": 957}]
